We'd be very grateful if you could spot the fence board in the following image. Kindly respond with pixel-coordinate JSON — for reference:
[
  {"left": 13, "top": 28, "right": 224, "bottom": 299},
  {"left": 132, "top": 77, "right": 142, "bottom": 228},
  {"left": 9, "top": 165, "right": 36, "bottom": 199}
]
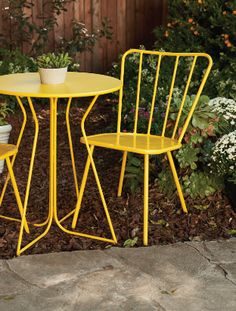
[
  {"left": 0, "top": 0, "right": 167, "bottom": 72},
  {"left": 126, "top": 0, "right": 136, "bottom": 49},
  {"left": 117, "top": 0, "right": 126, "bottom": 54},
  {"left": 92, "top": 0, "right": 102, "bottom": 73},
  {"left": 107, "top": 0, "right": 118, "bottom": 68}
]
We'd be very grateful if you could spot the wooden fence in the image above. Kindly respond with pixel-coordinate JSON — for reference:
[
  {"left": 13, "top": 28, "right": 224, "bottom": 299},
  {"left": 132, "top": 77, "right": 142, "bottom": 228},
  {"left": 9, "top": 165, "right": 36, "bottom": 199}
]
[{"left": 0, "top": 0, "right": 167, "bottom": 73}]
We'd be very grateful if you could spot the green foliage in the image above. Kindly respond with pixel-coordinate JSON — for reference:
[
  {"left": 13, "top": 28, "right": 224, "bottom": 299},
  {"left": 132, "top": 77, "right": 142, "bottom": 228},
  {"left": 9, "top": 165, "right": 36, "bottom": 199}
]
[
  {"left": 176, "top": 144, "right": 200, "bottom": 170},
  {"left": 156, "top": 169, "right": 175, "bottom": 197},
  {"left": 0, "top": 101, "right": 13, "bottom": 125},
  {"left": 36, "top": 52, "right": 72, "bottom": 69},
  {"left": 153, "top": 0, "right": 236, "bottom": 98},
  {"left": 124, "top": 154, "right": 143, "bottom": 193},
  {"left": 183, "top": 172, "right": 223, "bottom": 199},
  {"left": 123, "top": 237, "right": 138, "bottom": 247},
  {"left": 0, "top": 0, "right": 75, "bottom": 55},
  {"left": 0, "top": 48, "right": 37, "bottom": 109},
  {"left": 0, "top": 48, "right": 36, "bottom": 74},
  {"left": 58, "top": 18, "right": 113, "bottom": 57},
  {"left": 0, "top": 0, "right": 113, "bottom": 65},
  {"left": 226, "top": 229, "right": 236, "bottom": 236}
]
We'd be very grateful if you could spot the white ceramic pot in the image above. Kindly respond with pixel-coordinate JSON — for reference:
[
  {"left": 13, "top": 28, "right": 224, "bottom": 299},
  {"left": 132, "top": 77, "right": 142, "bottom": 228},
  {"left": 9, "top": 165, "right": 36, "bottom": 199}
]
[
  {"left": 0, "top": 123, "right": 12, "bottom": 173},
  {"left": 39, "top": 67, "right": 68, "bottom": 84}
]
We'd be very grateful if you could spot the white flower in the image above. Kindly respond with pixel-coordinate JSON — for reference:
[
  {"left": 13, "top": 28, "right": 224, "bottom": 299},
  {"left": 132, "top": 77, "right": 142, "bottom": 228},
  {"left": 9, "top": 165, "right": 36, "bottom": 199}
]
[
  {"left": 208, "top": 97, "right": 236, "bottom": 125},
  {"left": 211, "top": 130, "right": 236, "bottom": 178}
]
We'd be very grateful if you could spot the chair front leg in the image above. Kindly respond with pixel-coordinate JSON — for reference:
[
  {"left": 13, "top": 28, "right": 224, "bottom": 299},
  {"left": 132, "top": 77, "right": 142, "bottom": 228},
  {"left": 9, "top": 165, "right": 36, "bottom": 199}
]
[
  {"left": 167, "top": 151, "right": 188, "bottom": 213},
  {"left": 143, "top": 154, "right": 149, "bottom": 246},
  {"left": 117, "top": 151, "right": 128, "bottom": 197}
]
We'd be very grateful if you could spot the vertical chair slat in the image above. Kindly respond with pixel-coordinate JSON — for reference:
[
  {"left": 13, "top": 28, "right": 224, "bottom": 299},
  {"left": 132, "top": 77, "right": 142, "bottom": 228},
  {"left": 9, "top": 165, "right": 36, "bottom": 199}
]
[
  {"left": 117, "top": 50, "right": 127, "bottom": 134},
  {"left": 162, "top": 56, "right": 179, "bottom": 137},
  {"left": 178, "top": 55, "right": 213, "bottom": 143},
  {"left": 147, "top": 55, "right": 162, "bottom": 135},
  {"left": 133, "top": 52, "right": 143, "bottom": 134},
  {"left": 172, "top": 56, "right": 197, "bottom": 139}
]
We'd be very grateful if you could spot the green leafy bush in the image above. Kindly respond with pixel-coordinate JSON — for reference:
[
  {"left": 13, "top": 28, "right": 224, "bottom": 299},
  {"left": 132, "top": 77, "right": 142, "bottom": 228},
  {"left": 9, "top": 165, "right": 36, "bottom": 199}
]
[
  {"left": 0, "top": 1, "right": 112, "bottom": 62},
  {"left": 0, "top": 0, "right": 74, "bottom": 55},
  {"left": 153, "top": 0, "right": 236, "bottom": 98},
  {"left": 0, "top": 48, "right": 36, "bottom": 74},
  {"left": 183, "top": 172, "right": 223, "bottom": 199},
  {"left": 0, "top": 48, "right": 37, "bottom": 109},
  {"left": 124, "top": 153, "right": 144, "bottom": 193},
  {"left": 155, "top": 91, "right": 225, "bottom": 198}
]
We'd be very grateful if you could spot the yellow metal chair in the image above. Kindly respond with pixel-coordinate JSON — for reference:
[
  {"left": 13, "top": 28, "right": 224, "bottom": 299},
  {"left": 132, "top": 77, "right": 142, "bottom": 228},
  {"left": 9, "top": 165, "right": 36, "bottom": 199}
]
[
  {"left": 72, "top": 49, "right": 213, "bottom": 245},
  {"left": 0, "top": 143, "right": 29, "bottom": 255}
]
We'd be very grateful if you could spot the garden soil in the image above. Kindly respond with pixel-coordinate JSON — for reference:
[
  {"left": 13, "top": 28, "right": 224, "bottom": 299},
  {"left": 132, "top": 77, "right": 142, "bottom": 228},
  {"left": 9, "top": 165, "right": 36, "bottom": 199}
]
[{"left": 0, "top": 99, "right": 235, "bottom": 259}]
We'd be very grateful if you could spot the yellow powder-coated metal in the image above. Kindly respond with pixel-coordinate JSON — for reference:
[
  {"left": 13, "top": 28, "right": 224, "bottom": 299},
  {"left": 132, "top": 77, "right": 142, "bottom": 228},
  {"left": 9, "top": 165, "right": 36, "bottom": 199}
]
[
  {"left": 0, "top": 144, "right": 29, "bottom": 243},
  {"left": 0, "top": 144, "right": 17, "bottom": 159},
  {"left": 0, "top": 72, "right": 121, "bottom": 255},
  {"left": 0, "top": 96, "right": 27, "bottom": 207},
  {"left": 0, "top": 72, "right": 121, "bottom": 98},
  {"left": 72, "top": 49, "right": 213, "bottom": 246}
]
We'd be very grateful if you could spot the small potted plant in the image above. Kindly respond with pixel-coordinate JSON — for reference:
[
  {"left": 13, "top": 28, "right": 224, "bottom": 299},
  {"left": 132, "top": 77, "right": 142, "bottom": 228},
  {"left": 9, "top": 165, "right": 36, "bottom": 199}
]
[
  {"left": 0, "top": 99, "right": 13, "bottom": 173},
  {"left": 36, "top": 52, "right": 72, "bottom": 84}
]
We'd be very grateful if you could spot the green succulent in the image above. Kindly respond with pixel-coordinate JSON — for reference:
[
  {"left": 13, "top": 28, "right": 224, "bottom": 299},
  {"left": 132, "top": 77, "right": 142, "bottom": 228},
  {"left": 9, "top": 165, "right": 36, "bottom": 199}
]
[
  {"left": 36, "top": 52, "right": 72, "bottom": 69},
  {"left": 0, "top": 101, "right": 13, "bottom": 126}
]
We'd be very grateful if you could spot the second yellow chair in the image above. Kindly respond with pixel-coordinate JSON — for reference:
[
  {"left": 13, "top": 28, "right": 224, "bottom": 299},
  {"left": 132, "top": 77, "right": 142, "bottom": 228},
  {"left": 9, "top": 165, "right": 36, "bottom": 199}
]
[{"left": 0, "top": 143, "right": 28, "bottom": 255}]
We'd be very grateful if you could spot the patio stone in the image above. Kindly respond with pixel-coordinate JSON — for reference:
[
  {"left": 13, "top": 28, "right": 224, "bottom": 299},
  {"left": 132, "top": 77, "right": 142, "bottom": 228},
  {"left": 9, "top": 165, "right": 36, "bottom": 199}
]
[{"left": 0, "top": 239, "right": 235, "bottom": 311}]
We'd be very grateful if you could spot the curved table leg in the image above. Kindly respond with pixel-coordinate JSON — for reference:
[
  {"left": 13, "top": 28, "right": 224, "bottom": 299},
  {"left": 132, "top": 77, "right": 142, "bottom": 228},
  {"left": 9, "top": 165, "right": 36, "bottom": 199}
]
[
  {"left": 66, "top": 97, "right": 79, "bottom": 199},
  {"left": 17, "top": 97, "right": 54, "bottom": 255},
  {"left": 55, "top": 96, "right": 117, "bottom": 244},
  {"left": 57, "top": 98, "right": 80, "bottom": 223}
]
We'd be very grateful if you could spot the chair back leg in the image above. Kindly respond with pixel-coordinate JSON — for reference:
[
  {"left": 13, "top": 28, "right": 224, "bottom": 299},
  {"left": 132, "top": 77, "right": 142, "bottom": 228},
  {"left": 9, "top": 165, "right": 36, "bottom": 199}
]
[{"left": 167, "top": 151, "right": 188, "bottom": 213}]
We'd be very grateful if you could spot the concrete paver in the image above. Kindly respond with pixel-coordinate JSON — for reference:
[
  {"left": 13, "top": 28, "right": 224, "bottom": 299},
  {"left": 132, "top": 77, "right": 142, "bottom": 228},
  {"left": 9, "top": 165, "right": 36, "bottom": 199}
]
[{"left": 0, "top": 238, "right": 235, "bottom": 311}]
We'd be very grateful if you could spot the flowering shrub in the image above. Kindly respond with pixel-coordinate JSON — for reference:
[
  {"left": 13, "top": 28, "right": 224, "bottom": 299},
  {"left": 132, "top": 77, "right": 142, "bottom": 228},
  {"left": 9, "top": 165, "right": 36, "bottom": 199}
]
[
  {"left": 208, "top": 97, "right": 236, "bottom": 184},
  {"left": 208, "top": 97, "right": 236, "bottom": 132},
  {"left": 211, "top": 131, "right": 236, "bottom": 184},
  {"left": 153, "top": 0, "right": 236, "bottom": 99}
]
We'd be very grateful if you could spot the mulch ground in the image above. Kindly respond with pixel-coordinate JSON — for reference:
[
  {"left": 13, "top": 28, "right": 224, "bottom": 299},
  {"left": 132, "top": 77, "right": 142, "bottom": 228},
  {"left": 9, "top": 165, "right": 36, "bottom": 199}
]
[{"left": 0, "top": 97, "right": 235, "bottom": 259}]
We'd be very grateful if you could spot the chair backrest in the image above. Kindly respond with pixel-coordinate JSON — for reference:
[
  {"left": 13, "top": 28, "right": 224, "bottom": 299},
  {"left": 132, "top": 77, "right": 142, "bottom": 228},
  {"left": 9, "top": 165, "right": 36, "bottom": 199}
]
[{"left": 116, "top": 49, "right": 213, "bottom": 143}]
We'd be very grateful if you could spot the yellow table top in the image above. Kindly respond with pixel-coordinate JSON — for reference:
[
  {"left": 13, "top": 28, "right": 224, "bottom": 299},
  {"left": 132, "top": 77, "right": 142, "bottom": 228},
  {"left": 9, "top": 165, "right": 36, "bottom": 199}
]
[{"left": 0, "top": 72, "right": 122, "bottom": 98}]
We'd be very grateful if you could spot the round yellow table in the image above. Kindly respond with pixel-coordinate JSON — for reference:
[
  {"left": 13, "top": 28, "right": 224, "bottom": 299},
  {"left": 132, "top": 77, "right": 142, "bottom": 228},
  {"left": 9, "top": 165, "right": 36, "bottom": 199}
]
[{"left": 0, "top": 72, "right": 121, "bottom": 255}]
